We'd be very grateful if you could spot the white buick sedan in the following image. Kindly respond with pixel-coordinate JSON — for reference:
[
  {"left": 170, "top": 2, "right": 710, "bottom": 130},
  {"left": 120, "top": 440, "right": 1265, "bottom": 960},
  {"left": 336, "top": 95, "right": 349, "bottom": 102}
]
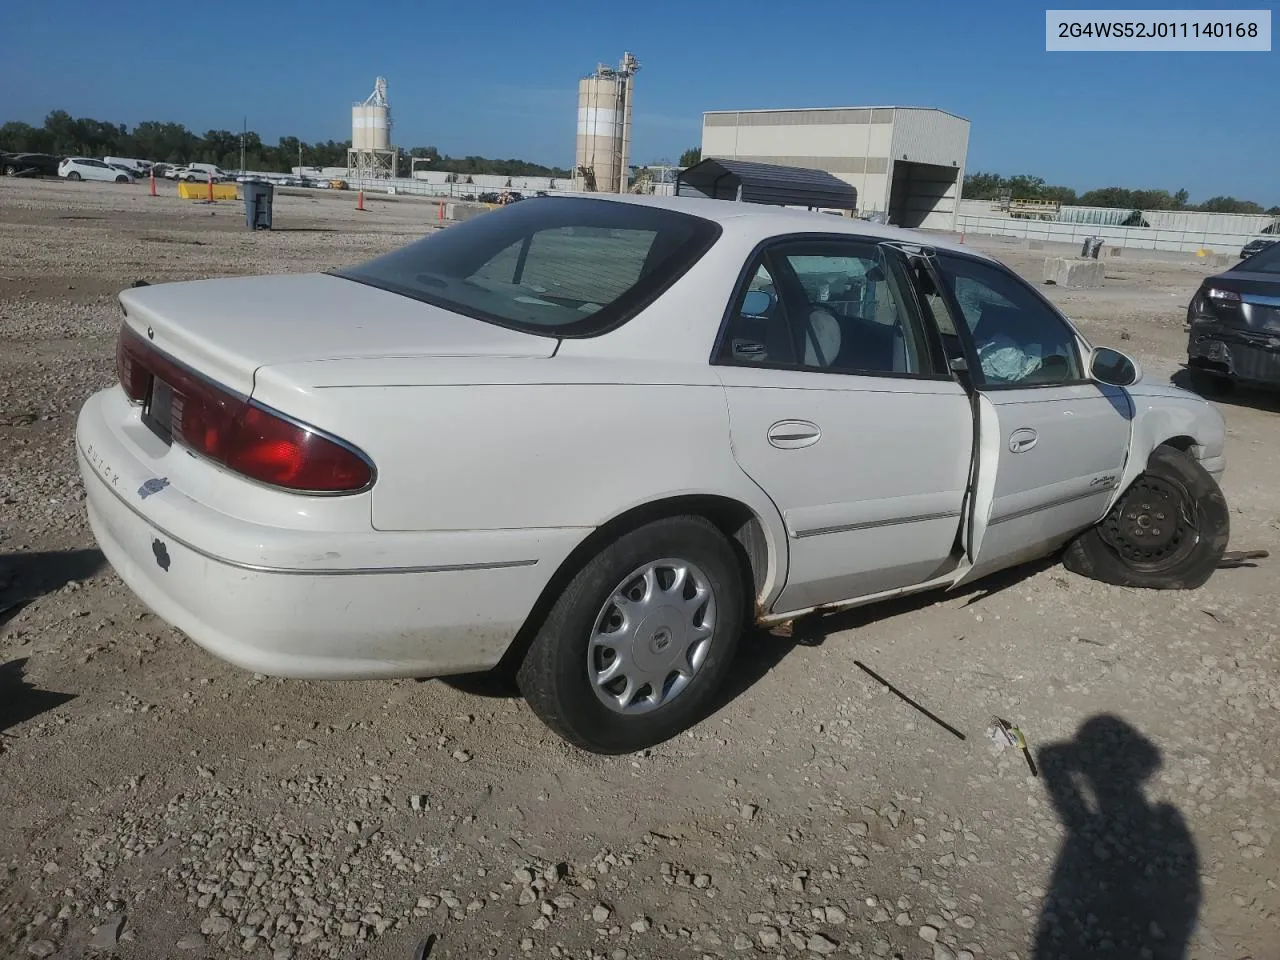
[{"left": 76, "top": 195, "right": 1230, "bottom": 753}]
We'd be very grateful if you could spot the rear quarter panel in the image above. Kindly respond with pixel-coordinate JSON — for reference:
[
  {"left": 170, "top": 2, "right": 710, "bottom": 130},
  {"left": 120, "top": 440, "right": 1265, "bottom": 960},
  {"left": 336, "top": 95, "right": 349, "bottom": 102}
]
[{"left": 251, "top": 356, "right": 790, "bottom": 596}]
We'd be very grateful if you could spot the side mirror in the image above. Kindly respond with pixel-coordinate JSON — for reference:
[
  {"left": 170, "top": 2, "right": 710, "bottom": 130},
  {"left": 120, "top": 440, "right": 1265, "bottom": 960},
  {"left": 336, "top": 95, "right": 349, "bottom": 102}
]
[
  {"left": 741, "top": 289, "right": 773, "bottom": 316},
  {"left": 1090, "top": 346, "right": 1141, "bottom": 387}
]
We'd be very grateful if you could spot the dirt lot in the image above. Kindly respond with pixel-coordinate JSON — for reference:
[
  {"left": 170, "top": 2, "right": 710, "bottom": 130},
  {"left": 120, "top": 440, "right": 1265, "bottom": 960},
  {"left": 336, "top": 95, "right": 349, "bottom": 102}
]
[{"left": 2, "top": 178, "right": 1277, "bottom": 960}]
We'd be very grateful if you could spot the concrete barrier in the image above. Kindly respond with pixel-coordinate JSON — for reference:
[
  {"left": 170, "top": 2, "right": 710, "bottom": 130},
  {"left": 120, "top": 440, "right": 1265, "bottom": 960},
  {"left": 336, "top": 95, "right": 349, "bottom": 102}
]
[
  {"left": 445, "top": 202, "right": 491, "bottom": 222},
  {"left": 1043, "top": 257, "right": 1105, "bottom": 288},
  {"left": 177, "top": 182, "right": 238, "bottom": 201}
]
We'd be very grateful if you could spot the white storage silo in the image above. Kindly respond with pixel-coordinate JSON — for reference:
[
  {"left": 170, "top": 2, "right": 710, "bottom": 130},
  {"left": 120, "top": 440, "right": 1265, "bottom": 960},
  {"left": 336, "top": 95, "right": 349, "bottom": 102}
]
[
  {"left": 574, "top": 53, "right": 638, "bottom": 194},
  {"left": 347, "top": 77, "right": 396, "bottom": 180}
]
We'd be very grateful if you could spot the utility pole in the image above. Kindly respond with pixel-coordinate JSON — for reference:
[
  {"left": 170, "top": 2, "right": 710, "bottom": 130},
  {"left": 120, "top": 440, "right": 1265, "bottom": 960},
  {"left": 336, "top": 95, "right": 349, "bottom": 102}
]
[{"left": 239, "top": 116, "right": 246, "bottom": 175}]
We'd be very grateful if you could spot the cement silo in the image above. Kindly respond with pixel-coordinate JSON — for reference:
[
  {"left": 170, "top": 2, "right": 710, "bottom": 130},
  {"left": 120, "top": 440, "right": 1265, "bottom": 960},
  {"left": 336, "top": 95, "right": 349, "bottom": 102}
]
[
  {"left": 574, "top": 52, "right": 639, "bottom": 194},
  {"left": 347, "top": 77, "right": 397, "bottom": 180}
]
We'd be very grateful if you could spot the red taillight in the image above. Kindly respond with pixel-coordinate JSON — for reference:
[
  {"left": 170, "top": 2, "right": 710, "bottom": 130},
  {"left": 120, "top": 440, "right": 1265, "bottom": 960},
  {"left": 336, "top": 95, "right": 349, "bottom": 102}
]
[
  {"left": 224, "top": 405, "right": 373, "bottom": 492},
  {"left": 113, "top": 322, "right": 374, "bottom": 493},
  {"left": 116, "top": 323, "right": 151, "bottom": 401}
]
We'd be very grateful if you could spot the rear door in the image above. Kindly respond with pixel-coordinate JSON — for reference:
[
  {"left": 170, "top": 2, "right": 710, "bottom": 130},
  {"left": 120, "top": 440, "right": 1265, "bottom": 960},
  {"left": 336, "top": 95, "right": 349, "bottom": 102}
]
[
  {"left": 714, "top": 236, "right": 975, "bottom": 613},
  {"left": 926, "top": 252, "right": 1133, "bottom": 584}
]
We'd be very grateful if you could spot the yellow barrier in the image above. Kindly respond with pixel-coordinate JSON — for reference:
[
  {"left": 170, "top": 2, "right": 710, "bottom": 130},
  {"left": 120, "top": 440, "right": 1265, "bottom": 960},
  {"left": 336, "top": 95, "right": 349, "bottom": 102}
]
[{"left": 177, "top": 181, "right": 239, "bottom": 201}]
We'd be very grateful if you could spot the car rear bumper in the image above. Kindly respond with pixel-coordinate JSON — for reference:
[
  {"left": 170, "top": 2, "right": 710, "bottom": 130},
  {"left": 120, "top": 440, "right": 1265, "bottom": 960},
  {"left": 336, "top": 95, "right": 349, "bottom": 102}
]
[
  {"left": 76, "top": 389, "right": 586, "bottom": 680},
  {"left": 1188, "top": 322, "right": 1280, "bottom": 386}
]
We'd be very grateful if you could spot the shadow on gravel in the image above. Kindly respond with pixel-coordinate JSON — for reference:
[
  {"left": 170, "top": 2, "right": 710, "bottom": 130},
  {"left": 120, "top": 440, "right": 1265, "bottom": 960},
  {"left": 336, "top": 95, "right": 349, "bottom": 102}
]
[
  {"left": 437, "top": 557, "right": 1059, "bottom": 719},
  {"left": 0, "top": 548, "right": 106, "bottom": 628},
  {"left": 0, "top": 657, "right": 76, "bottom": 733},
  {"left": 1170, "top": 368, "right": 1280, "bottom": 414},
  {"left": 1033, "top": 715, "right": 1200, "bottom": 960},
  {"left": 785, "top": 554, "right": 1057, "bottom": 646}
]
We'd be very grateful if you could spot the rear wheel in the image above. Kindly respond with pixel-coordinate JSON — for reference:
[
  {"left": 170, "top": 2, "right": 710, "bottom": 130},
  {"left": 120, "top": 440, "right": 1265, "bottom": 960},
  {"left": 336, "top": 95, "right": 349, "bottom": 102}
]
[
  {"left": 115, "top": 175, "right": 128, "bottom": 184},
  {"left": 1062, "top": 444, "right": 1228, "bottom": 589},
  {"left": 517, "top": 516, "right": 746, "bottom": 754},
  {"left": 67, "top": 171, "right": 81, "bottom": 181},
  {"left": 3, "top": 165, "right": 17, "bottom": 177}
]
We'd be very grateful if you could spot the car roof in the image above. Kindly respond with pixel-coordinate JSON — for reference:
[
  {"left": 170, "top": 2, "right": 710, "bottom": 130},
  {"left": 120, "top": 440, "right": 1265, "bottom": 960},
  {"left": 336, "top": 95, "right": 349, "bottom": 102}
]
[{"left": 563, "top": 192, "right": 993, "bottom": 261}]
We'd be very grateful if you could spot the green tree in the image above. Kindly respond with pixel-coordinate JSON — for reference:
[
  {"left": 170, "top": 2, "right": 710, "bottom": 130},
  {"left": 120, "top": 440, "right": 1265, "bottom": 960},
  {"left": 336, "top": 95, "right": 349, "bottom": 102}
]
[
  {"left": 678, "top": 146, "right": 701, "bottom": 167},
  {"left": 1196, "top": 196, "right": 1264, "bottom": 214}
]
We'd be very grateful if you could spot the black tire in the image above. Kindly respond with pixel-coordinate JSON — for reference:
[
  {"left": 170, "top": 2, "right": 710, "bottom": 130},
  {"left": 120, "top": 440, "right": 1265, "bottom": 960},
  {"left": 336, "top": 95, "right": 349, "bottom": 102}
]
[
  {"left": 516, "top": 516, "right": 746, "bottom": 754},
  {"left": 1188, "top": 366, "right": 1234, "bottom": 396},
  {"left": 115, "top": 175, "right": 128, "bottom": 184},
  {"left": 1062, "top": 444, "right": 1228, "bottom": 589},
  {"left": 67, "top": 171, "right": 81, "bottom": 182},
  {"left": 3, "top": 165, "right": 17, "bottom": 177}
]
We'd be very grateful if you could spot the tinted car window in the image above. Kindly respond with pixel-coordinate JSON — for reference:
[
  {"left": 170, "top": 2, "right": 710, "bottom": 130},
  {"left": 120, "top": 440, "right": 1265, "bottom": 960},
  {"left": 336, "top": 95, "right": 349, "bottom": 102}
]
[
  {"left": 334, "top": 197, "right": 722, "bottom": 337},
  {"left": 1241, "top": 242, "right": 1280, "bottom": 274},
  {"left": 936, "top": 254, "right": 1083, "bottom": 386},
  {"left": 717, "top": 240, "right": 938, "bottom": 377}
]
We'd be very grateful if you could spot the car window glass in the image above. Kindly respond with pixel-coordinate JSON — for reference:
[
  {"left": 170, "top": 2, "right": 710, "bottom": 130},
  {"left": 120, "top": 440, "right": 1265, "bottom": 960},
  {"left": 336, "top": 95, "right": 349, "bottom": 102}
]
[
  {"left": 471, "top": 227, "right": 654, "bottom": 311},
  {"left": 335, "top": 197, "right": 721, "bottom": 336},
  {"left": 1242, "top": 242, "right": 1280, "bottom": 274},
  {"left": 778, "top": 245, "right": 933, "bottom": 376},
  {"left": 936, "top": 255, "right": 1082, "bottom": 386},
  {"left": 718, "top": 261, "right": 795, "bottom": 365}
]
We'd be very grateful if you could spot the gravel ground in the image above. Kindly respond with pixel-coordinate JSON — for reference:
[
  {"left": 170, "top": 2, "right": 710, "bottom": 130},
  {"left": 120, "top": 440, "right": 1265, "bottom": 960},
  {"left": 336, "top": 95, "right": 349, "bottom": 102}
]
[{"left": 1, "top": 177, "right": 1278, "bottom": 960}]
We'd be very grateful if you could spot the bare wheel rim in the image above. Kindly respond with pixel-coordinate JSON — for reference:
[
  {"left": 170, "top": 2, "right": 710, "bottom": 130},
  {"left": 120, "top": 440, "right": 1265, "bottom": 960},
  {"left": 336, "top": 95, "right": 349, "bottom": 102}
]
[
  {"left": 1100, "top": 473, "right": 1199, "bottom": 571},
  {"left": 588, "top": 558, "right": 717, "bottom": 716}
]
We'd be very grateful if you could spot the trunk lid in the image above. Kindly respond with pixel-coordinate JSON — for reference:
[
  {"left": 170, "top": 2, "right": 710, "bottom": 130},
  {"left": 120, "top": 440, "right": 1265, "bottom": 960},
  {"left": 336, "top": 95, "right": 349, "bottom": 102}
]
[
  {"left": 1203, "top": 270, "right": 1280, "bottom": 334},
  {"left": 119, "top": 272, "right": 559, "bottom": 396}
]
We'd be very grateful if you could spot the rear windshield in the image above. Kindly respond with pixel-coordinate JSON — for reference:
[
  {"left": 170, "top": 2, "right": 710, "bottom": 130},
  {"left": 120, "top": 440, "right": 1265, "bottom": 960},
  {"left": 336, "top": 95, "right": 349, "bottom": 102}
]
[
  {"left": 332, "top": 196, "right": 722, "bottom": 337},
  {"left": 1241, "top": 241, "right": 1280, "bottom": 274}
]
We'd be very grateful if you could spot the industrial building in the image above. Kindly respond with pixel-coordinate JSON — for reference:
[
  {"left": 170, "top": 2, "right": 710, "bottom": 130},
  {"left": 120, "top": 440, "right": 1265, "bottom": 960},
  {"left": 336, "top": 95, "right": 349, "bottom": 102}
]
[{"left": 700, "top": 106, "right": 970, "bottom": 230}]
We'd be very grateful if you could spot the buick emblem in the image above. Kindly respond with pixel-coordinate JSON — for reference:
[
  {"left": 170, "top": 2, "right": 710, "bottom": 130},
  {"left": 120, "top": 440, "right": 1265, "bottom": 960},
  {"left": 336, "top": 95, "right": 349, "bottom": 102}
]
[{"left": 146, "top": 325, "right": 155, "bottom": 340}]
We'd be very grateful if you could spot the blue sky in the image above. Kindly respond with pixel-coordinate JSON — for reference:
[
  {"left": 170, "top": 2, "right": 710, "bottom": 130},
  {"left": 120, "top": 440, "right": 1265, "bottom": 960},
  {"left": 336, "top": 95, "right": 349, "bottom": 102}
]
[{"left": 2, "top": 0, "right": 1276, "bottom": 203}]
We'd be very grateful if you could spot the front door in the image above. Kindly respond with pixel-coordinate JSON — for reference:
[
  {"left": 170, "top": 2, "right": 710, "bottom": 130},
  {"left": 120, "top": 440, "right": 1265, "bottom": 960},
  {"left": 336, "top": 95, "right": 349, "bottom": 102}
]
[
  {"left": 925, "top": 252, "right": 1133, "bottom": 583},
  {"left": 714, "top": 237, "right": 975, "bottom": 613}
]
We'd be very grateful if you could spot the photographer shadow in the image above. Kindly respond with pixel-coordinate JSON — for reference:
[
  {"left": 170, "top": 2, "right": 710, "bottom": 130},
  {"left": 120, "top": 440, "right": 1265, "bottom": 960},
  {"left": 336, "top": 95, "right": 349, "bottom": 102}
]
[{"left": 1034, "top": 715, "right": 1200, "bottom": 960}]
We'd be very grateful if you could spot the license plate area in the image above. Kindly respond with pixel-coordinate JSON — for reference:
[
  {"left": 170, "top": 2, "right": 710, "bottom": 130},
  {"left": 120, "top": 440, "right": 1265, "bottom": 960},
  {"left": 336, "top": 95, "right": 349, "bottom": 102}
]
[{"left": 142, "top": 377, "right": 175, "bottom": 444}]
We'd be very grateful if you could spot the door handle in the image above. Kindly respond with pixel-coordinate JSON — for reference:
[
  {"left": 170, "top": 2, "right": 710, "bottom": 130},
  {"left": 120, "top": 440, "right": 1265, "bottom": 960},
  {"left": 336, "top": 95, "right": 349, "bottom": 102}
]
[
  {"left": 768, "top": 420, "right": 821, "bottom": 449},
  {"left": 1008, "top": 427, "right": 1038, "bottom": 453}
]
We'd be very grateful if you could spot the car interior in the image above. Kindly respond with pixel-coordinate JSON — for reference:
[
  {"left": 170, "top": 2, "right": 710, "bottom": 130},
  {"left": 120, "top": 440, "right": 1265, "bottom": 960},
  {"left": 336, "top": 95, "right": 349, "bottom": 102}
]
[{"left": 722, "top": 256, "right": 923, "bottom": 376}]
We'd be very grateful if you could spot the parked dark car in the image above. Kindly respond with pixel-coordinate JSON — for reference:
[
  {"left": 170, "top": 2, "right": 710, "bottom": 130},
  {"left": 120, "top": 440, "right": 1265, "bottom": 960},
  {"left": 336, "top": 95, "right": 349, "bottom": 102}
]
[
  {"left": 1239, "top": 237, "right": 1277, "bottom": 259},
  {"left": 1, "top": 152, "right": 61, "bottom": 177},
  {"left": 1186, "top": 240, "right": 1280, "bottom": 392}
]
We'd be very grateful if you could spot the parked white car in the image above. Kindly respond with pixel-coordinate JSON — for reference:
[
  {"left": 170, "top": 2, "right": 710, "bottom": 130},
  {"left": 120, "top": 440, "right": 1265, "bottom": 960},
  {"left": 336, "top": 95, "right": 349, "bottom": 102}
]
[
  {"left": 75, "top": 195, "right": 1230, "bottom": 753},
  {"left": 59, "top": 157, "right": 135, "bottom": 183},
  {"left": 166, "top": 165, "right": 226, "bottom": 182}
]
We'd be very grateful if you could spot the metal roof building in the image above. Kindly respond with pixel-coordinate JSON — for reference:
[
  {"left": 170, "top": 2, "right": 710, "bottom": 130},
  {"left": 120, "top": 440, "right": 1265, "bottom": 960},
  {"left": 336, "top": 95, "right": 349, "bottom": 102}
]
[
  {"left": 701, "top": 106, "right": 970, "bottom": 231},
  {"left": 674, "top": 158, "right": 858, "bottom": 211}
]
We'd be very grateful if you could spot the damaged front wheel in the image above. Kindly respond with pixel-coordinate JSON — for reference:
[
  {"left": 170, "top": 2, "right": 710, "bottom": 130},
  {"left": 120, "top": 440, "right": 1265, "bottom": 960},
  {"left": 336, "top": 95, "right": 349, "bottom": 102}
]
[{"left": 1063, "top": 444, "right": 1229, "bottom": 589}]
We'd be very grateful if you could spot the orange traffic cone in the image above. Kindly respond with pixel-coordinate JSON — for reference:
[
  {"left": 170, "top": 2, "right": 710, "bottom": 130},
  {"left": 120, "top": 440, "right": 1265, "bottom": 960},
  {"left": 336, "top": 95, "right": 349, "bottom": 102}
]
[
  {"left": 437, "top": 201, "right": 444, "bottom": 220},
  {"left": 149, "top": 172, "right": 157, "bottom": 197},
  {"left": 357, "top": 190, "right": 365, "bottom": 212},
  {"left": 207, "top": 173, "right": 214, "bottom": 202}
]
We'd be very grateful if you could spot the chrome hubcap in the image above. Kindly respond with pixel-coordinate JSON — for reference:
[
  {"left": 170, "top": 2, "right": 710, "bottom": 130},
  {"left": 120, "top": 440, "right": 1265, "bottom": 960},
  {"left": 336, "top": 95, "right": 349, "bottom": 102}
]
[{"left": 588, "top": 559, "right": 716, "bottom": 715}]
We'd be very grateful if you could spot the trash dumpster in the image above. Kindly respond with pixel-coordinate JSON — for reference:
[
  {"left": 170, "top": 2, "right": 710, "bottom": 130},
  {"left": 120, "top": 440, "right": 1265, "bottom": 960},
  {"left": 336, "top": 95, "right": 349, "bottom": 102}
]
[{"left": 243, "top": 180, "right": 274, "bottom": 231}]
